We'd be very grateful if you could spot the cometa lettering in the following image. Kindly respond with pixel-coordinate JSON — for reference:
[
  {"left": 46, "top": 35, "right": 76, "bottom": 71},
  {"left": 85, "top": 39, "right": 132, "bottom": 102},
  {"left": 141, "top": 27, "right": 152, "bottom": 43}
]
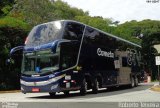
[{"left": 97, "top": 48, "right": 114, "bottom": 58}]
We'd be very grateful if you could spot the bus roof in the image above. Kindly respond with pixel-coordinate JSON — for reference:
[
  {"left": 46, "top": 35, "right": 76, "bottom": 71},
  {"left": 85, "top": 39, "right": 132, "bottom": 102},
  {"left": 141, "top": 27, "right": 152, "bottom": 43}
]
[{"left": 33, "top": 20, "right": 141, "bottom": 48}]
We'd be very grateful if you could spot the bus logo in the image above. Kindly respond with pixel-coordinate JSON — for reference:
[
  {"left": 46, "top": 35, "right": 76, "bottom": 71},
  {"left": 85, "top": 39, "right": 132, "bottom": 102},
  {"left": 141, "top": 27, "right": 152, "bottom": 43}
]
[{"left": 97, "top": 48, "right": 114, "bottom": 58}]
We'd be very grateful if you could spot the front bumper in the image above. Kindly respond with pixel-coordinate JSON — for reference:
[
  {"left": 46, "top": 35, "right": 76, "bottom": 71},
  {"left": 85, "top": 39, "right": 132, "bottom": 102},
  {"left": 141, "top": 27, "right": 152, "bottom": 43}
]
[
  {"left": 21, "top": 82, "right": 61, "bottom": 93},
  {"left": 20, "top": 73, "right": 65, "bottom": 93},
  {"left": 20, "top": 73, "right": 80, "bottom": 93}
]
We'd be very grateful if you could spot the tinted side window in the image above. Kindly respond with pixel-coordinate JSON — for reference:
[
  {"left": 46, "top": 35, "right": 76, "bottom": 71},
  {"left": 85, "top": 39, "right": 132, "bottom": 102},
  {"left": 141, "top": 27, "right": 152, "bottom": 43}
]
[
  {"left": 63, "top": 22, "right": 85, "bottom": 40},
  {"left": 84, "top": 26, "right": 115, "bottom": 48},
  {"left": 84, "top": 27, "right": 99, "bottom": 44},
  {"left": 122, "top": 57, "right": 128, "bottom": 67}
]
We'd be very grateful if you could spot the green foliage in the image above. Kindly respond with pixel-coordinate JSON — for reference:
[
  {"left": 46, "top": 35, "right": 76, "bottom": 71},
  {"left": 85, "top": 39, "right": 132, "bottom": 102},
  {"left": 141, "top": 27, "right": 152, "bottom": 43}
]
[
  {"left": 10, "top": 0, "right": 88, "bottom": 26},
  {"left": 75, "top": 15, "right": 115, "bottom": 40},
  {"left": 0, "top": 26, "right": 28, "bottom": 90},
  {"left": 53, "top": 0, "right": 88, "bottom": 20},
  {"left": 112, "top": 21, "right": 141, "bottom": 44},
  {"left": 112, "top": 20, "right": 160, "bottom": 45},
  {"left": 10, "top": 0, "right": 57, "bottom": 26},
  {"left": 0, "top": 15, "right": 29, "bottom": 90},
  {"left": 1, "top": 5, "right": 12, "bottom": 15},
  {"left": 142, "top": 32, "right": 160, "bottom": 80},
  {"left": 75, "top": 16, "right": 112, "bottom": 31},
  {"left": 0, "top": 0, "right": 14, "bottom": 16},
  {"left": 0, "top": 16, "right": 30, "bottom": 30}
]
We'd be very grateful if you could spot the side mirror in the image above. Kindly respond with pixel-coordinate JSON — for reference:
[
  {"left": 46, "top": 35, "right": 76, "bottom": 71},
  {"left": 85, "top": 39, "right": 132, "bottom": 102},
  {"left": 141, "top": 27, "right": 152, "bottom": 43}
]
[
  {"left": 6, "top": 58, "right": 15, "bottom": 65},
  {"left": 6, "top": 46, "right": 24, "bottom": 65}
]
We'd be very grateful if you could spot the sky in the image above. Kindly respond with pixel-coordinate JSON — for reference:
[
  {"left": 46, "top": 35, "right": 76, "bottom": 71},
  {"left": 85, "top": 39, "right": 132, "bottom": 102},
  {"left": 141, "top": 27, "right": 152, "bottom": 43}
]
[{"left": 62, "top": 0, "right": 160, "bottom": 23}]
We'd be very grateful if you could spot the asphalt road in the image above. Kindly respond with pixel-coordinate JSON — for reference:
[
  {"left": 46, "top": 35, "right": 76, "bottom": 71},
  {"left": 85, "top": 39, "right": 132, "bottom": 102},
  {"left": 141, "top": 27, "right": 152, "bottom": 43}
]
[{"left": 0, "top": 83, "right": 160, "bottom": 108}]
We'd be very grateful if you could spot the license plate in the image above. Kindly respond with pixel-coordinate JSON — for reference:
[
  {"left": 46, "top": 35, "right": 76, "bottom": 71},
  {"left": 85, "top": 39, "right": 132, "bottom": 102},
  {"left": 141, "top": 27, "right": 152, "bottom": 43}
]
[{"left": 32, "top": 88, "right": 40, "bottom": 92}]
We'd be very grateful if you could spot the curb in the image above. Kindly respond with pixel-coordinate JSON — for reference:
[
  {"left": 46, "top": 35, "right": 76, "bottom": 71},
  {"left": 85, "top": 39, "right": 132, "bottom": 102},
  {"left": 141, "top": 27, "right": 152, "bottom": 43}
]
[
  {"left": 0, "top": 90, "right": 20, "bottom": 94},
  {"left": 150, "top": 84, "right": 160, "bottom": 92}
]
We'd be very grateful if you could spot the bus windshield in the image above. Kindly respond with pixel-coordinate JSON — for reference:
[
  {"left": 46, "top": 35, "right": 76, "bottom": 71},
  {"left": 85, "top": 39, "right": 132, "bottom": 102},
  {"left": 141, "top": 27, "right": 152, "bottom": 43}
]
[
  {"left": 22, "top": 50, "right": 59, "bottom": 75},
  {"left": 26, "top": 21, "right": 63, "bottom": 47}
]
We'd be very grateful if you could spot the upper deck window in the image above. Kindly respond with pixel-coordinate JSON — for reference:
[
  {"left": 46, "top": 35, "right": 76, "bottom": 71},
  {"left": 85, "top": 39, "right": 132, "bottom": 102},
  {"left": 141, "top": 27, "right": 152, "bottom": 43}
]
[
  {"left": 63, "top": 22, "right": 85, "bottom": 41},
  {"left": 26, "top": 21, "right": 63, "bottom": 47}
]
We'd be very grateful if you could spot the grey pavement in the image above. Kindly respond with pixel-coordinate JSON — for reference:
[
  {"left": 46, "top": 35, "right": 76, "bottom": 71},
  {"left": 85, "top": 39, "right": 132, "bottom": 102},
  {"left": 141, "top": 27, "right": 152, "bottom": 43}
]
[
  {"left": 0, "top": 83, "right": 159, "bottom": 102},
  {"left": 0, "top": 83, "right": 160, "bottom": 108}
]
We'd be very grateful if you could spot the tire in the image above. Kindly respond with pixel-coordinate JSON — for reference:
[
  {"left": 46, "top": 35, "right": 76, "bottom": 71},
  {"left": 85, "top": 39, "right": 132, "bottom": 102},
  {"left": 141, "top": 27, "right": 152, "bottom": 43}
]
[
  {"left": 49, "top": 92, "right": 56, "bottom": 97},
  {"left": 80, "top": 78, "right": 87, "bottom": 95},
  {"left": 130, "top": 77, "right": 135, "bottom": 88},
  {"left": 64, "top": 91, "right": 69, "bottom": 96},
  {"left": 92, "top": 78, "right": 99, "bottom": 94},
  {"left": 135, "top": 77, "right": 138, "bottom": 87}
]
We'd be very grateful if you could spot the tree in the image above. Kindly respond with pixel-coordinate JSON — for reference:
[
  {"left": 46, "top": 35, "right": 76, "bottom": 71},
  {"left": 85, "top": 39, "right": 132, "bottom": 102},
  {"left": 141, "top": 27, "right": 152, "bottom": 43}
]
[
  {"left": 53, "top": 0, "right": 88, "bottom": 20},
  {"left": 142, "top": 32, "right": 160, "bottom": 80},
  {"left": 0, "top": 0, "right": 14, "bottom": 16},
  {"left": 10, "top": 0, "right": 57, "bottom": 26},
  {"left": 75, "top": 15, "right": 113, "bottom": 33},
  {"left": 10, "top": 0, "right": 88, "bottom": 26},
  {"left": 0, "top": 16, "right": 29, "bottom": 90}
]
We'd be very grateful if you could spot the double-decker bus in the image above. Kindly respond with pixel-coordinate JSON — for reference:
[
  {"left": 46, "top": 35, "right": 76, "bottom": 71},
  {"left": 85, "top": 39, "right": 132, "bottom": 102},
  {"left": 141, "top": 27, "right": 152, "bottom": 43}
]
[{"left": 10, "top": 20, "right": 142, "bottom": 96}]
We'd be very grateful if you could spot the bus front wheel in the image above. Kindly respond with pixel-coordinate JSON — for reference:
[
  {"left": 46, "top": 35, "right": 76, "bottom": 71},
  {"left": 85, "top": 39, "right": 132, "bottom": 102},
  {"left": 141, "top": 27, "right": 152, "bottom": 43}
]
[
  {"left": 49, "top": 92, "right": 56, "bottom": 97},
  {"left": 92, "top": 78, "right": 99, "bottom": 94},
  {"left": 64, "top": 91, "right": 69, "bottom": 96},
  {"left": 80, "top": 78, "right": 87, "bottom": 95},
  {"left": 135, "top": 77, "right": 138, "bottom": 87},
  {"left": 130, "top": 77, "right": 135, "bottom": 88}
]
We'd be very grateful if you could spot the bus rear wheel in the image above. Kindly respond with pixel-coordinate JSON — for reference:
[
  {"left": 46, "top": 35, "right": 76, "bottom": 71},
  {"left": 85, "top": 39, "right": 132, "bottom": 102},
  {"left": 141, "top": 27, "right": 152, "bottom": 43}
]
[
  {"left": 92, "top": 78, "right": 99, "bottom": 94},
  {"left": 135, "top": 77, "right": 138, "bottom": 87},
  {"left": 130, "top": 77, "right": 135, "bottom": 88}
]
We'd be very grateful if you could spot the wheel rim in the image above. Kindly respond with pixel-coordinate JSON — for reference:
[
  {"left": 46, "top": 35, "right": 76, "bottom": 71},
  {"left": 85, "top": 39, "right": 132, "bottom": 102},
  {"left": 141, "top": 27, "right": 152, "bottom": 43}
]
[
  {"left": 132, "top": 78, "right": 135, "bottom": 87},
  {"left": 135, "top": 78, "right": 138, "bottom": 85},
  {"left": 84, "top": 81, "right": 87, "bottom": 92},
  {"left": 97, "top": 80, "right": 99, "bottom": 89}
]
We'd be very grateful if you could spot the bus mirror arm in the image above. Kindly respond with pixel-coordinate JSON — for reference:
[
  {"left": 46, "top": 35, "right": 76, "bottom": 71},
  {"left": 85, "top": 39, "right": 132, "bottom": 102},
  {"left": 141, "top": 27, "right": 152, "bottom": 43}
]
[
  {"left": 6, "top": 46, "right": 24, "bottom": 64},
  {"left": 10, "top": 46, "right": 24, "bottom": 56}
]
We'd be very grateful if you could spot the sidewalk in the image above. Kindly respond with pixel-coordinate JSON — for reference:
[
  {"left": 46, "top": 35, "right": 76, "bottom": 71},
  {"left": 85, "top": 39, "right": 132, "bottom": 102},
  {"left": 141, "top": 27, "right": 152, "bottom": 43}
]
[{"left": 150, "top": 82, "right": 160, "bottom": 92}]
